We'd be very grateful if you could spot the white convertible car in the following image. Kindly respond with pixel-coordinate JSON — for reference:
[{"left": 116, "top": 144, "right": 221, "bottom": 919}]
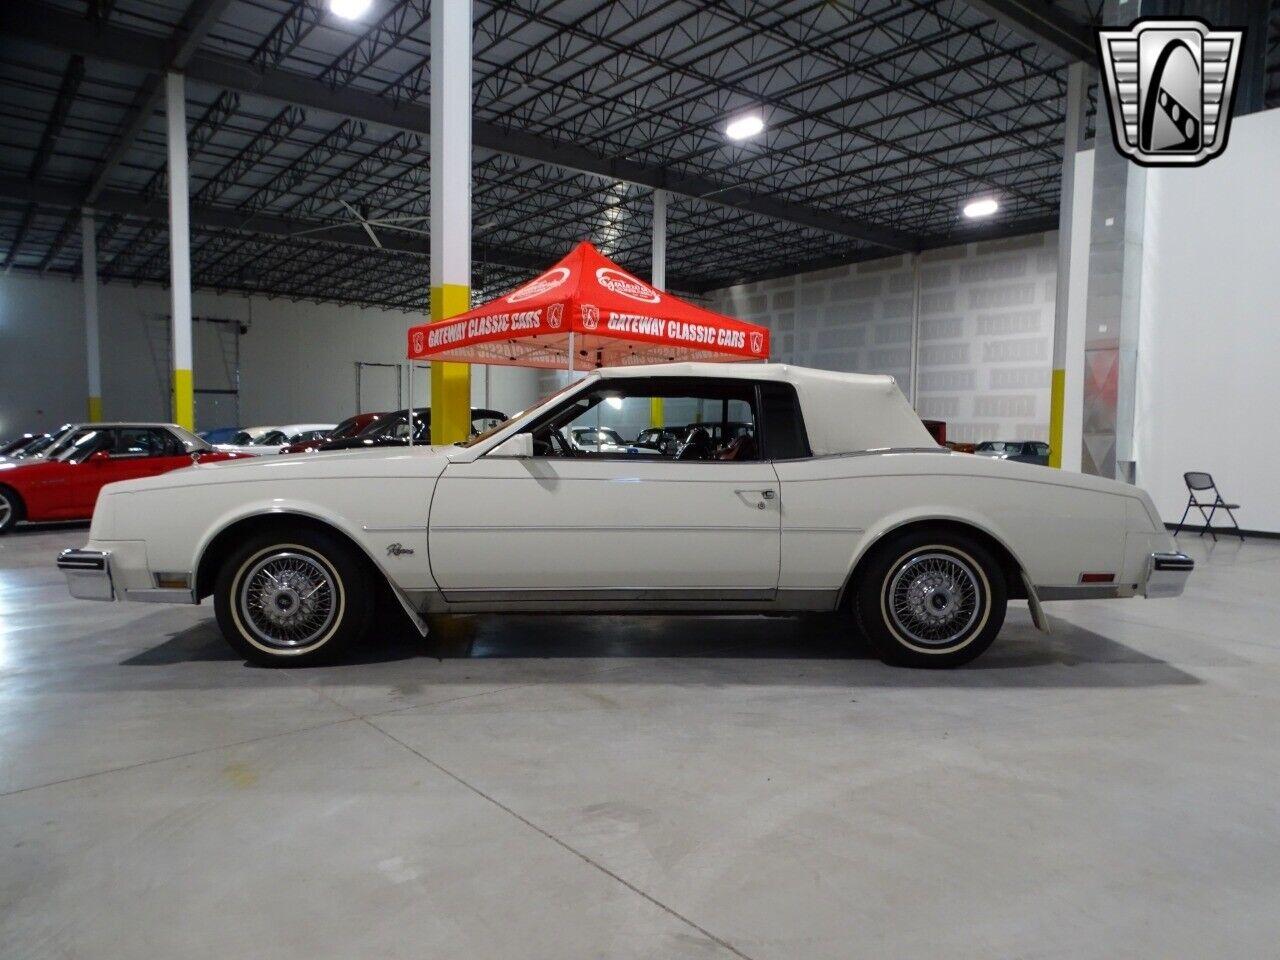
[{"left": 58, "top": 363, "right": 1192, "bottom": 668}]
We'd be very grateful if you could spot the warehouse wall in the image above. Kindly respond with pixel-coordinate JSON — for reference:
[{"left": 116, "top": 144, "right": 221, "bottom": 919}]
[
  {"left": 708, "top": 231, "right": 1060, "bottom": 444},
  {"left": 0, "top": 274, "right": 541, "bottom": 436},
  {"left": 1133, "top": 108, "right": 1280, "bottom": 533}
]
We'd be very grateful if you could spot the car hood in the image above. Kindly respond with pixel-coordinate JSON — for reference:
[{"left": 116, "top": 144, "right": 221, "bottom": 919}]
[{"left": 99, "top": 443, "right": 460, "bottom": 495}]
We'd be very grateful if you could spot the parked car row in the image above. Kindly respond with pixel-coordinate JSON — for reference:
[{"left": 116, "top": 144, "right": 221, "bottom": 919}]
[
  {"left": 197, "top": 408, "right": 509, "bottom": 457},
  {"left": 0, "top": 423, "right": 249, "bottom": 534},
  {"left": 0, "top": 407, "right": 511, "bottom": 534}
]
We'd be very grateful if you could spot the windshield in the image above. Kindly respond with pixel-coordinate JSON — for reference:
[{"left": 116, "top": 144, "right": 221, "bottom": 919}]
[
  {"left": 41, "top": 426, "right": 91, "bottom": 461},
  {"left": 52, "top": 428, "right": 111, "bottom": 463},
  {"left": 170, "top": 425, "right": 212, "bottom": 452},
  {"left": 329, "top": 416, "right": 366, "bottom": 440},
  {"left": 16, "top": 434, "right": 56, "bottom": 457},
  {"left": 462, "top": 381, "right": 583, "bottom": 448},
  {"left": 250, "top": 430, "right": 289, "bottom": 446}
]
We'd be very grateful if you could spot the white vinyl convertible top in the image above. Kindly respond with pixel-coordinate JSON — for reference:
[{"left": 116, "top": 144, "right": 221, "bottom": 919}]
[{"left": 592, "top": 362, "right": 937, "bottom": 456}]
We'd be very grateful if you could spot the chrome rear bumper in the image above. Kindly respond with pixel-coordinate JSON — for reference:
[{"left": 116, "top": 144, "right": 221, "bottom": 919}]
[
  {"left": 1145, "top": 551, "right": 1194, "bottom": 598},
  {"left": 57, "top": 548, "right": 115, "bottom": 601}
]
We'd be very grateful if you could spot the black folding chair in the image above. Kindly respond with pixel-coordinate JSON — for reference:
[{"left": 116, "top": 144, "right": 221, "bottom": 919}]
[{"left": 1177, "top": 472, "right": 1244, "bottom": 542}]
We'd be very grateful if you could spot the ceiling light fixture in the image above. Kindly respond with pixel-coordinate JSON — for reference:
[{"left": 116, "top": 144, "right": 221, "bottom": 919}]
[
  {"left": 725, "top": 114, "right": 765, "bottom": 141},
  {"left": 329, "top": 0, "right": 372, "bottom": 20},
  {"left": 963, "top": 197, "right": 999, "bottom": 219}
]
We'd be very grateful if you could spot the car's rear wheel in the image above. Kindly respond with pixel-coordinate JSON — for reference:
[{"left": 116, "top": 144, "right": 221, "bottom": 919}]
[
  {"left": 854, "top": 529, "right": 1006, "bottom": 668},
  {"left": 213, "top": 528, "right": 372, "bottom": 667},
  {"left": 0, "top": 486, "right": 22, "bottom": 534}
]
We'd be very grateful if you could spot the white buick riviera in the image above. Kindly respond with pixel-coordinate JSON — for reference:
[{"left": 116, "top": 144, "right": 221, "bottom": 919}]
[{"left": 59, "top": 363, "right": 1193, "bottom": 668}]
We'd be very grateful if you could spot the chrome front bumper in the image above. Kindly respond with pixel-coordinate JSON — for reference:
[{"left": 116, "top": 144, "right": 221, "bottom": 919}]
[
  {"left": 57, "top": 548, "right": 115, "bottom": 601},
  {"left": 1145, "top": 551, "right": 1194, "bottom": 598}
]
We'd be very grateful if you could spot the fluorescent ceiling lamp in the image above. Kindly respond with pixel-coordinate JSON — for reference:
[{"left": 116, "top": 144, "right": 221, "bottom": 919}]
[
  {"left": 330, "top": 0, "right": 372, "bottom": 19},
  {"left": 725, "top": 114, "right": 765, "bottom": 141},
  {"left": 963, "top": 197, "right": 999, "bottom": 219}
]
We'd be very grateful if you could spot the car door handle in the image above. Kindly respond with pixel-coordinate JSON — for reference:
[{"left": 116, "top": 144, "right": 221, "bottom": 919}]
[{"left": 734, "top": 488, "right": 777, "bottom": 505}]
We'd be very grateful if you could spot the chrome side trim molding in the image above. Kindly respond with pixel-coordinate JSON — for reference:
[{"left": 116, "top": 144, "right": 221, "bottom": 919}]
[
  {"left": 124, "top": 588, "right": 199, "bottom": 605},
  {"left": 775, "top": 588, "right": 840, "bottom": 611},
  {"left": 441, "top": 587, "right": 778, "bottom": 603},
  {"left": 432, "top": 525, "right": 776, "bottom": 534},
  {"left": 1037, "top": 584, "right": 1128, "bottom": 601},
  {"left": 783, "top": 526, "right": 865, "bottom": 534},
  {"left": 361, "top": 524, "right": 429, "bottom": 532},
  {"left": 416, "top": 587, "right": 838, "bottom": 615}
]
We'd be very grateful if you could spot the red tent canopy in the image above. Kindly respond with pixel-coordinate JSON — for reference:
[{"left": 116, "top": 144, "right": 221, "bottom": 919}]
[{"left": 406, "top": 242, "right": 769, "bottom": 370}]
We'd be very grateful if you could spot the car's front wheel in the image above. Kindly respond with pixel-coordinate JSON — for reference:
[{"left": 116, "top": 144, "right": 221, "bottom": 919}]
[
  {"left": 854, "top": 529, "right": 1007, "bottom": 668},
  {"left": 0, "top": 486, "right": 21, "bottom": 535},
  {"left": 213, "top": 528, "right": 372, "bottom": 667}
]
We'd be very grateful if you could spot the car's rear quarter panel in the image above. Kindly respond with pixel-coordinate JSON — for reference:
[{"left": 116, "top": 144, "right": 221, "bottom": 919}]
[{"left": 774, "top": 453, "right": 1137, "bottom": 594}]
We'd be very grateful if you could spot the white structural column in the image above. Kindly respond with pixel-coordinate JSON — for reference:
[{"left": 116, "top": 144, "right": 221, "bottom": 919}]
[
  {"left": 80, "top": 209, "right": 102, "bottom": 421},
  {"left": 166, "top": 71, "right": 194, "bottom": 430},
  {"left": 428, "top": 0, "right": 472, "bottom": 444},
  {"left": 1048, "top": 60, "right": 1086, "bottom": 469},
  {"left": 651, "top": 188, "right": 667, "bottom": 290},
  {"left": 649, "top": 188, "right": 666, "bottom": 424}
]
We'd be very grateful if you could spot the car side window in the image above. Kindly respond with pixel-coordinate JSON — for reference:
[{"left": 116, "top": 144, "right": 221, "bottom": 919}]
[
  {"left": 757, "top": 382, "right": 811, "bottom": 460},
  {"left": 65, "top": 428, "right": 116, "bottom": 462},
  {"left": 525, "top": 377, "right": 759, "bottom": 462},
  {"left": 115, "top": 428, "right": 175, "bottom": 458}
]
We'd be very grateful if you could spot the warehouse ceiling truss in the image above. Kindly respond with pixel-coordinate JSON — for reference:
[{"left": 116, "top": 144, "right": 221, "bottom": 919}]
[{"left": 1, "top": 0, "right": 1275, "bottom": 308}]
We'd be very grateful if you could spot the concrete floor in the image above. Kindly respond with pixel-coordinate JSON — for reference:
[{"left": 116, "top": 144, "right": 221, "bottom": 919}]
[{"left": 1, "top": 524, "right": 1278, "bottom": 959}]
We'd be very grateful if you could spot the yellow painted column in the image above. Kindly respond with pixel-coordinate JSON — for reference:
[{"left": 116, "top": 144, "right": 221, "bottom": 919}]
[
  {"left": 428, "top": 0, "right": 472, "bottom": 445},
  {"left": 429, "top": 284, "right": 472, "bottom": 444},
  {"left": 172, "top": 368, "right": 194, "bottom": 430},
  {"left": 88, "top": 396, "right": 103, "bottom": 421},
  {"left": 1048, "top": 368, "right": 1066, "bottom": 469},
  {"left": 649, "top": 397, "right": 664, "bottom": 428}
]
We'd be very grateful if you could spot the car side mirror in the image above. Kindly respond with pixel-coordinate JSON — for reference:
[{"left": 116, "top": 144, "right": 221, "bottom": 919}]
[
  {"left": 90, "top": 450, "right": 111, "bottom": 463},
  {"left": 488, "top": 433, "right": 533, "bottom": 458}
]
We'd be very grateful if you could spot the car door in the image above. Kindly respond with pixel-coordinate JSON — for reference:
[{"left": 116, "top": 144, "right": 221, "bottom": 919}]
[
  {"left": 58, "top": 427, "right": 123, "bottom": 516},
  {"left": 428, "top": 377, "right": 781, "bottom": 603},
  {"left": 68, "top": 428, "right": 183, "bottom": 514}
]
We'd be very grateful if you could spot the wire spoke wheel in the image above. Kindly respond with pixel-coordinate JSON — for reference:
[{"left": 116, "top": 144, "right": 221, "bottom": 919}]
[
  {"left": 0, "top": 494, "right": 12, "bottom": 529},
  {"left": 236, "top": 550, "right": 337, "bottom": 649},
  {"left": 885, "top": 551, "right": 983, "bottom": 648}
]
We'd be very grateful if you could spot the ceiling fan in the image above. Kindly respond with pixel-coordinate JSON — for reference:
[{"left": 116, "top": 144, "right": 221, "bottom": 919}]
[
  {"left": 279, "top": 200, "right": 503, "bottom": 248},
  {"left": 283, "top": 199, "right": 430, "bottom": 248}
]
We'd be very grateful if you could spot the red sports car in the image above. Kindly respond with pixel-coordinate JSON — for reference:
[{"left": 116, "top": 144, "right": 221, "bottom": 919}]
[
  {"left": 0, "top": 423, "right": 247, "bottom": 534},
  {"left": 278, "top": 412, "right": 386, "bottom": 454}
]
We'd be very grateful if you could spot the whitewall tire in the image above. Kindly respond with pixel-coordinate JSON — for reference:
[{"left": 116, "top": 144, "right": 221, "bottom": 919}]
[
  {"left": 854, "top": 529, "right": 1007, "bottom": 668},
  {"left": 214, "top": 528, "right": 372, "bottom": 667}
]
